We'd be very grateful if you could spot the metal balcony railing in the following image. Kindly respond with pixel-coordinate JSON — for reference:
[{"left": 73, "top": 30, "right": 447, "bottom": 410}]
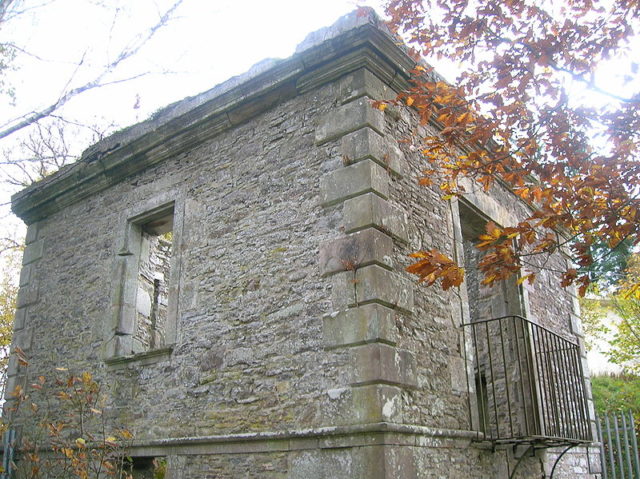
[{"left": 463, "top": 315, "right": 592, "bottom": 445}]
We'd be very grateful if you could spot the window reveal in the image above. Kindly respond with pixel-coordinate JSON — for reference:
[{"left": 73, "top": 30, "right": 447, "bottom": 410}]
[
  {"left": 108, "top": 198, "right": 182, "bottom": 361},
  {"left": 134, "top": 219, "right": 173, "bottom": 353}
]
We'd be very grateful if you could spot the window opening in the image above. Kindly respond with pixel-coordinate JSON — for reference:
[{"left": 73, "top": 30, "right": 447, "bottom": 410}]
[
  {"left": 110, "top": 201, "right": 181, "bottom": 360},
  {"left": 459, "top": 202, "right": 591, "bottom": 444},
  {"left": 134, "top": 217, "right": 173, "bottom": 354},
  {"left": 123, "top": 456, "right": 166, "bottom": 479}
]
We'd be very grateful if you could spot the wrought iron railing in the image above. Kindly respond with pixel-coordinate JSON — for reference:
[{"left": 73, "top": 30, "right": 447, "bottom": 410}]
[
  {"left": 463, "top": 315, "right": 592, "bottom": 445},
  {"left": 597, "top": 411, "right": 640, "bottom": 478}
]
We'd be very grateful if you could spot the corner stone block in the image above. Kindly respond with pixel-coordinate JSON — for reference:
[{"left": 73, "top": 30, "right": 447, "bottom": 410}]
[
  {"left": 115, "top": 303, "right": 136, "bottom": 335},
  {"left": 588, "top": 450, "right": 603, "bottom": 474},
  {"left": 383, "top": 446, "right": 418, "bottom": 479},
  {"left": 450, "top": 356, "right": 468, "bottom": 393},
  {"left": 16, "top": 285, "right": 38, "bottom": 309},
  {"left": 323, "top": 303, "right": 398, "bottom": 348},
  {"left": 21, "top": 240, "right": 43, "bottom": 266},
  {"left": 343, "top": 193, "right": 409, "bottom": 243},
  {"left": 13, "top": 307, "right": 27, "bottom": 330},
  {"left": 13, "top": 327, "right": 33, "bottom": 351},
  {"left": 4, "top": 374, "right": 18, "bottom": 400},
  {"left": 569, "top": 312, "right": 584, "bottom": 337},
  {"left": 18, "top": 264, "right": 31, "bottom": 287},
  {"left": 351, "top": 384, "right": 404, "bottom": 424},
  {"left": 351, "top": 343, "right": 417, "bottom": 388},
  {"left": 319, "top": 228, "right": 393, "bottom": 276},
  {"left": 341, "top": 127, "right": 406, "bottom": 177},
  {"left": 25, "top": 222, "right": 39, "bottom": 245},
  {"left": 113, "top": 335, "right": 133, "bottom": 357},
  {"left": 339, "top": 68, "right": 396, "bottom": 104},
  {"left": 330, "top": 271, "right": 358, "bottom": 311},
  {"left": 315, "top": 97, "right": 384, "bottom": 145},
  {"left": 289, "top": 447, "right": 385, "bottom": 479},
  {"left": 320, "top": 159, "right": 389, "bottom": 206},
  {"left": 355, "top": 265, "right": 414, "bottom": 313}
]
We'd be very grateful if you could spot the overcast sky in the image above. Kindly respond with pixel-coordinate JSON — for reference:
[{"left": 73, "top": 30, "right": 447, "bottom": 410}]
[
  {"left": 1, "top": 0, "right": 385, "bottom": 147},
  {"left": 0, "top": 0, "right": 387, "bottom": 233}
]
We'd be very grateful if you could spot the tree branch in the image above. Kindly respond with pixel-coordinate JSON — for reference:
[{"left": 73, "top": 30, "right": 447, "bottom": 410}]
[{"left": 0, "top": 0, "right": 184, "bottom": 142}]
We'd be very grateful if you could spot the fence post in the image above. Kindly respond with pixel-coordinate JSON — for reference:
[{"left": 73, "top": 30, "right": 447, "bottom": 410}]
[
  {"left": 597, "top": 417, "right": 609, "bottom": 479},
  {"left": 622, "top": 412, "right": 633, "bottom": 477},
  {"left": 614, "top": 412, "right": 626, "bottom": 476},
  {"left": 629, "top": 411, "right": 640, "bottom": 478},
  {"left": 599, "top": 411, "right": 640, "bottom": 479}
]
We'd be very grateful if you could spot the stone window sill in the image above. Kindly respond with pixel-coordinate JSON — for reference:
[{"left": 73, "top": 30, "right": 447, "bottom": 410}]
[{"left": 105, "top": 346, "right": 173, "bottom": 369}]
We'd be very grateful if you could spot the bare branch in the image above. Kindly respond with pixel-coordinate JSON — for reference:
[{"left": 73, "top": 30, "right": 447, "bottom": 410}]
[{"left": 0, "top": 0, "right": 184, "bottom": 142}]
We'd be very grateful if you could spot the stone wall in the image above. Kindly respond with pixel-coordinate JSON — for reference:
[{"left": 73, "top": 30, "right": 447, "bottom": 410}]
[{"left": 6, "top": 10, "right": 600, "bottom": 479}]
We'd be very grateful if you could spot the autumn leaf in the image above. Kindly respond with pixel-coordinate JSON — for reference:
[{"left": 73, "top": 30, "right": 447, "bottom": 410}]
[
  {"left": 407, "top": 250, "right": 464, "bottom": 290},
  {"left": 385, "top": 0, "right": 640, "bottom": 294}
]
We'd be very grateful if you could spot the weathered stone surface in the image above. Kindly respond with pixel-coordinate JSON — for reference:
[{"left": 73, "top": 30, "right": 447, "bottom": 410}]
[
  {"left": 4, "top": 375, "right": 17, "bottom": 399},
  {"left": 13, "top": 327, "right": 33, "bottom": 351},
  {"left": 338, "top": 68, "right": 396, "bottom": 104},
  {"left": 13, "top": 307, "right": 27, "bottom": 330},
  {"left": 570, "top": 312, "right": 584, "bottom": 337},
  {"left": 319, "top": 228, "right": 393, "bottom": 276},
  {"left": 330, "top": 270, "right": 357, "bottom": 310},
  {"left": 315, "top": 97, "right": 384, "bottom": 145},
  {"left": 320, "top": 159, "right": 389, "bottom": 206},
  {"left": 351, "top": 384, "right": 404, "bottom": 423},
  {"left": 21, "top": 239, "right": 43, "bottom": 265},
  {"left": 341, "top": 127, "right": 406, "bottom": 176},
  {"left": 343, "top": 192, "right": 409, "bottom": 242},
  {"left": 351, "top": 343, "right": 417, "bottom": 387},
  {"left": 450, "top": 356, "right": 468, "bottom": 393},
  {"left": 18, "top": 264, "right": 31, "bottom": 287},
  {"left": 355, "top": 265, "right": 414, "bottom": 313},
  {"left": 25, "top": 222, "right": 39, "bottom": 244},
  {"left": 16, "top": 285, "right": 38, "bottom": 308},
  {"left": 323, "top": 303, "right": 398, "bottom": 348}
]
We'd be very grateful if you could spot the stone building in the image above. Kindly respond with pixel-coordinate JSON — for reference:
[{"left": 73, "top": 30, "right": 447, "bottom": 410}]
[{"left": 6, "top": 10, "right": 601, "bottom": 478}]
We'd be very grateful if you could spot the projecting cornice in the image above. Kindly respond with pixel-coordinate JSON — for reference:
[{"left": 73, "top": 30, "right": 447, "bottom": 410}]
[{"left": 11, "top": 8, "right": 416, "bottom": 224}]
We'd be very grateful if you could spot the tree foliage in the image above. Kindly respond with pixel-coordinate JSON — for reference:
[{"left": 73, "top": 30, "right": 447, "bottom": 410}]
[
  {"left": 581, "top": 254, "right": 640, "bottom": 374},
  {"left": 382, "top": 0, "right": 640, "bottom": 295}
]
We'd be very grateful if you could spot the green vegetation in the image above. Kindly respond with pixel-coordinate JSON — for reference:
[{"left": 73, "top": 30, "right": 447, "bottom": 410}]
[
  {"left": 592, "top": 374, "right": 640, "bottom": 416},
  {"left": 591, "top": 373, "right": 640, "bottom": 439},
  {"left": 580, "top": 254, "right": 640, "bottom": 374}
]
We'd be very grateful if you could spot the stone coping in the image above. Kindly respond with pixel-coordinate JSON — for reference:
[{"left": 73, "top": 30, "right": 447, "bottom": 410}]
[{"left": 11, "top": 8, "right": 416, "bottom": 224}]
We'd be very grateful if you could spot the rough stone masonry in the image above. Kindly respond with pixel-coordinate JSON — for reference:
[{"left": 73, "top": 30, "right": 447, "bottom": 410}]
[{"left": 6, "top": 9, "right": 602, "bottom": 478}]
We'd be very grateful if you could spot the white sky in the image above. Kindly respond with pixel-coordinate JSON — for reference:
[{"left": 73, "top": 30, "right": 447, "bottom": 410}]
[
  {"left": 0, "top": 0, "right": 385, "bottom": 232},
  {"left": 1, "top": 0, "right": 385, "bottom": 142}
]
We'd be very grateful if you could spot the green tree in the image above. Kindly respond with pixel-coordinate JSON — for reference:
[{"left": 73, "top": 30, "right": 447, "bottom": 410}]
[{"left": 581, "top": 254, "right": 640, "bottom": 374}]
